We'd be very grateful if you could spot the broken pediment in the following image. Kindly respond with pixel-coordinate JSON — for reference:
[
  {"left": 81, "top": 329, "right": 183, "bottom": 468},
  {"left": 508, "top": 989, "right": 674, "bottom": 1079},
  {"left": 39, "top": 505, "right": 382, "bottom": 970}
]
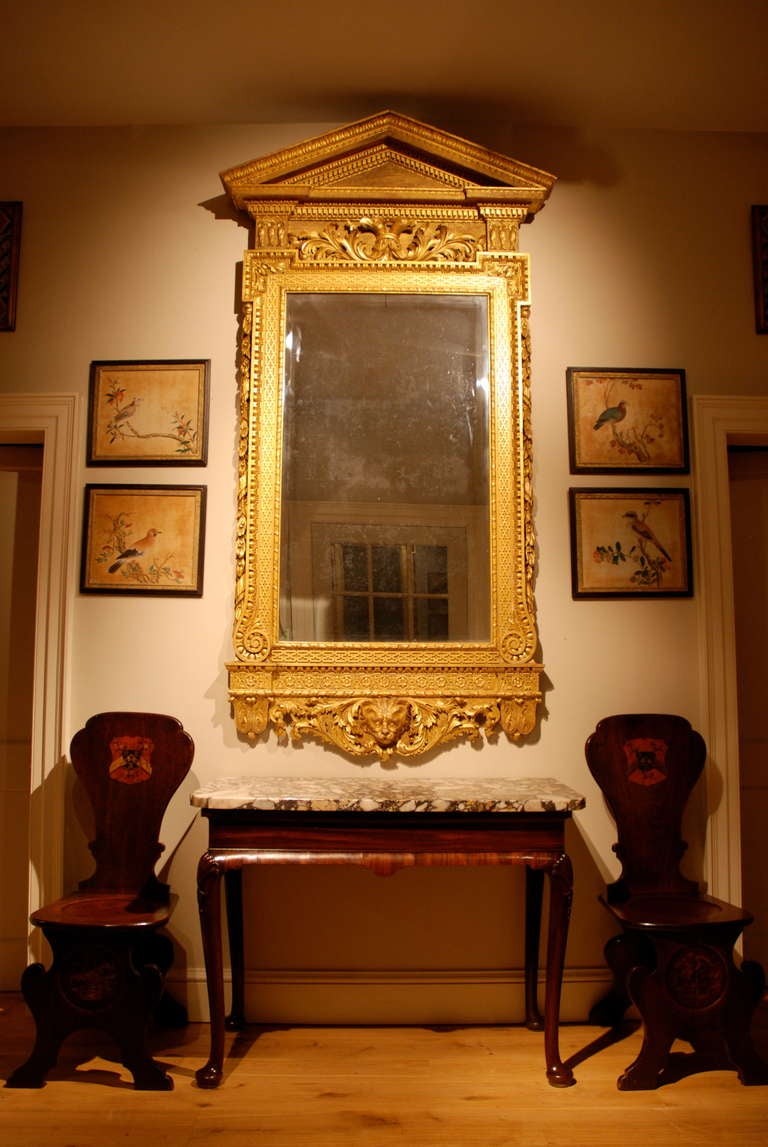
[{"left": 221, "top": 111, "right": 556, "bottom": 220}]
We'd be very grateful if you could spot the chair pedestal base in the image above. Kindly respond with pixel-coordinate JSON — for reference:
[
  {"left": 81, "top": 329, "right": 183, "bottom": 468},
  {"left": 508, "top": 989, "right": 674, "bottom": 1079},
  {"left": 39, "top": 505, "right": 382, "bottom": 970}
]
[
  {"left": 602, "top": 927, "right": 768, "bottom": 1090},
  {"left": 5, "top": 925, "right": 174, "bottom": 1091}
]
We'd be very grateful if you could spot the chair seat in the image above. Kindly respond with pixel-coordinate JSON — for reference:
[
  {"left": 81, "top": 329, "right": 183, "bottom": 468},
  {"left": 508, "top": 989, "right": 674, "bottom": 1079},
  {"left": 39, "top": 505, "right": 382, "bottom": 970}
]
[
  {"left": 31, "top": 891, "right": 175, "bottom": 930},
  {"left": 603, "top": 892, "right": 753, "bottom": 930}
]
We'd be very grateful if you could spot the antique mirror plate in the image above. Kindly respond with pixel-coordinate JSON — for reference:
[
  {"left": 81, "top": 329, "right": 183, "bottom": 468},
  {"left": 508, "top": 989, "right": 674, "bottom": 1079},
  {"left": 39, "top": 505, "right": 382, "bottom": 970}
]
[
  {"left": 280, "top": 287, "right": 491, "bottom": 644},
  {"left": 222, "top": 112, "right": 556, "bottom": 759}
]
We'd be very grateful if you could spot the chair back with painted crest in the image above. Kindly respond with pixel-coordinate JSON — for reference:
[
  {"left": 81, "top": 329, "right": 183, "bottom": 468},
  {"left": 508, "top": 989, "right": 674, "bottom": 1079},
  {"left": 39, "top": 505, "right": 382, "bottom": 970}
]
[
  {"left": 70, "top": 711, "right": 194, "bottom": 902},
  {"left": 585, "top": 713, "right": 705, "bottom": 904}
]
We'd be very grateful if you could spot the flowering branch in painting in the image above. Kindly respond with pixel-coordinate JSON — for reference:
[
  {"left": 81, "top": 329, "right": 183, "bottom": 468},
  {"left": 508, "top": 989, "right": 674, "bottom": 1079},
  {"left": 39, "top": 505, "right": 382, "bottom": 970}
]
[{"left": 104, "top": 381, "right": 199, "bottom": 455}]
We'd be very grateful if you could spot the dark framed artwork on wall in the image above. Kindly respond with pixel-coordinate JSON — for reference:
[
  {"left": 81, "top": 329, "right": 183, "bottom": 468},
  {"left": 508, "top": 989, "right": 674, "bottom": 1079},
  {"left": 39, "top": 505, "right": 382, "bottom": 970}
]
[
  {"left": 0, "top": 202, "right": 22, "bottom": 332},
  {"left": 80, "top": 484, "right": 206, "bottom": 596},
  {"left": 751, "top": 205, "right": 768, "bottom": 334},
  {"left": 569, "top": 487, "right": 692, "bottom": 599},
  {"left": 566, "top": 367, "right": 688, "bottom": 474},
  {"left": 87, "top": 359, "right": 210, "bottom": 465}
]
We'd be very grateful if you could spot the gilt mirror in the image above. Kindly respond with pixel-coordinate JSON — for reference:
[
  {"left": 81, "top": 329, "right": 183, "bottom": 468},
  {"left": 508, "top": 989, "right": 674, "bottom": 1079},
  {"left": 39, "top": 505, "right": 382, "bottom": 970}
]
[{"left": 222, "top": 112, "right": 556, "bottom": 759}]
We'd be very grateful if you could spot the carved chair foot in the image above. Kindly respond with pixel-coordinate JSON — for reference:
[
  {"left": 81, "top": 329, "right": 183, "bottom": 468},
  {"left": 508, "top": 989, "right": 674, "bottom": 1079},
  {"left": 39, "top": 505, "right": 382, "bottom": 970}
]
[{"left": 617, "top": 1063, "right": 664, "bottom": 1090}]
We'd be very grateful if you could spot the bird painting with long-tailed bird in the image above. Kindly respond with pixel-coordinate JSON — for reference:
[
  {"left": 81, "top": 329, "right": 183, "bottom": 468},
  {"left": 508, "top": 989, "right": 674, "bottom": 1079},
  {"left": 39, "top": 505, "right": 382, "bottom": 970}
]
[{"left": 623, "top": 509, "right": 672, "bottom": 562}]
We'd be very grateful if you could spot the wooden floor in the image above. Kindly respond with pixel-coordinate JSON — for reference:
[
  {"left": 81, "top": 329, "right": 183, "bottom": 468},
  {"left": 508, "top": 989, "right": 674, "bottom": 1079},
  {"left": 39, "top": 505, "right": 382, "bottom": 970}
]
[{"left": 1, "top": 993, "right": 767, "bottom": 1147}]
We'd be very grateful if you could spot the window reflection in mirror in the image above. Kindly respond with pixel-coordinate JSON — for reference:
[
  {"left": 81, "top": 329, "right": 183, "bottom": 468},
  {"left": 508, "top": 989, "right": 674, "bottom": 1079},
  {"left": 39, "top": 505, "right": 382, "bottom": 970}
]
[{"left": 279, "top": 293, "right": 490, "bottom": 642}]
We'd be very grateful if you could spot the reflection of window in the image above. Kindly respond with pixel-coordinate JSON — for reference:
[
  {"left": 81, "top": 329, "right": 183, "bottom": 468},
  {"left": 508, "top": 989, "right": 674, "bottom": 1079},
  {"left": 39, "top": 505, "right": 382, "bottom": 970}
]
[
  {"left": 280, "top": 501, "right": 488, "bottom": 642},
  {"left": 333, "top": 543, "right": 448, "bottom": 640}
]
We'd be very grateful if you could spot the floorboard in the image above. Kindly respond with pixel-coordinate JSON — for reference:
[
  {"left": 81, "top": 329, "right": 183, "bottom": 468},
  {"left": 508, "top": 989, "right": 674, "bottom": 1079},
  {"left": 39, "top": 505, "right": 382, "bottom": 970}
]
[{"left": 1, "top": 994, "right": 766, "bottom": 1147}]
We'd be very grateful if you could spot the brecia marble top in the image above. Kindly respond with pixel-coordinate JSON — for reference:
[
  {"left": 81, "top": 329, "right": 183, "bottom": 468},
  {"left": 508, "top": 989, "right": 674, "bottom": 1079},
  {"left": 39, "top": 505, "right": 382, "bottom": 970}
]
[{"left": 189, "top": 776, "right": 586, "bottom": 814}]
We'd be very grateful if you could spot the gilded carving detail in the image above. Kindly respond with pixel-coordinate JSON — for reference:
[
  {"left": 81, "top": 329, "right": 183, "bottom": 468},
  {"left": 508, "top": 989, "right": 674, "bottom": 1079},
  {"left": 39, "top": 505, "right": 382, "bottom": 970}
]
[
  {"left": 478, "top": 208, "right": 525, "bottom": 252},
  {"left": 500, "top": 696, "right": 540, "bottom": 739},
  {"left": 268, "top": 695, "right": 507, "bottom": 761},
  {"left": 256, "top": 218, "right": 288, "bottom": 248},
  {"left": 242, "top": 257, "right": 293, "bottom": 299},
  {"left": 232, "top": 695, "right": 269, "bottom": 739},
  {"left": 521, "top": 305, "right": 536, "bottom": 614},
  {"left": 230, "top": 690, "right": 543, "bottom": 760},
  {"left": 480, "top": 253, "right": 527, "bottom": 297},
  {"left": 280, "top": 145, "right": 469, "bottom": 191},
  {"left": 228, "top": 662, "right": 542, "bottom": 759},
  {"left": 233, "top": 301, "right": 253, "bottom": 631},
  {"left": 291, "top": 217, "right": 478, "bottom": 263}
]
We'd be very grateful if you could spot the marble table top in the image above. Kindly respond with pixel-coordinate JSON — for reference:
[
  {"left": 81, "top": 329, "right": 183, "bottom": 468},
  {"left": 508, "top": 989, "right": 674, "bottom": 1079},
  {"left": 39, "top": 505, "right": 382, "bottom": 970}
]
[{"left": 190, "top": 776, "right": 586, "bottom": 814}]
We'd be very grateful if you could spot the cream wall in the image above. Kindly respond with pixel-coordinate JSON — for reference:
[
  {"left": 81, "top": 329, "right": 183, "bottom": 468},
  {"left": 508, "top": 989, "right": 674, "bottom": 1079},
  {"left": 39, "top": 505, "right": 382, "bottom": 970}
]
[{"left": 1, "top": 122, "right": 767, "bottom": 1023}]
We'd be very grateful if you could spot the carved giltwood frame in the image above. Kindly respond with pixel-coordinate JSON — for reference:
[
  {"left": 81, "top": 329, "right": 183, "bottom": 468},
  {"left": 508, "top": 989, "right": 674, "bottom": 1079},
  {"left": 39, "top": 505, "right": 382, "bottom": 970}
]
[{"left": 221, "top": 112, "right": 556, "bottom": 760}]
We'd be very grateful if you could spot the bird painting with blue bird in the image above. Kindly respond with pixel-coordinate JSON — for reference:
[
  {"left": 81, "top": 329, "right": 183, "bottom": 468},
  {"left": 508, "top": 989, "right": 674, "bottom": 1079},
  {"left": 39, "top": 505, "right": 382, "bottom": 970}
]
[{"left": 593, "top": 399, "right": 627, "bottom": 431}]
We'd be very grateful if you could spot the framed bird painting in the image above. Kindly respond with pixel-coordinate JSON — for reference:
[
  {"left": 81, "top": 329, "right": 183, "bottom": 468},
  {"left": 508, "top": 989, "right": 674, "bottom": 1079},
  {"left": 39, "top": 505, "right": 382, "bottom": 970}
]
[
  {"left": 569, "top": 487, "right": 692, "bottom": 598},
  {"left": 80, "top": 484, "right": 206, "bottom": 595},
  {"left": 87, "top": 359, "right": 210, "bottom": 465},
  {"left": 566, "top": 367, "right": 688, "bottom": 474}
]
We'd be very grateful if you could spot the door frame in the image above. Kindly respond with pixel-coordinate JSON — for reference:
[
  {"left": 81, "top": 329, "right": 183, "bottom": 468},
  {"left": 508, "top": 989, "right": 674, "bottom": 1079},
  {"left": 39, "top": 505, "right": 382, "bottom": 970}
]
[
  {"left": 0, "top": 394, "right": 79, "bottom": 947},
  {"left": 692, "top": 394, "right": 768, "bottom": 905}
]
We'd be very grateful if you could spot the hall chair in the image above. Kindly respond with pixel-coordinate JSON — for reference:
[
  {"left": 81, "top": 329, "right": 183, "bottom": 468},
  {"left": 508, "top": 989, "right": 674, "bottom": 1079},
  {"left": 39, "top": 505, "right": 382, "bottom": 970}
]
[
  {"left": 585, "top": 712, "right": 767, "bottom": 1090},
  {"left": 5, "top": 712, "right": 194, "bottom": 1091}
]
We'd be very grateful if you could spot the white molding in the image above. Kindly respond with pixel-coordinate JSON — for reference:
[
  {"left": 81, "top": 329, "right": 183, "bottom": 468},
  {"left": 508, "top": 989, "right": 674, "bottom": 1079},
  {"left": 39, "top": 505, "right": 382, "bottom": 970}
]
[
  {"left": 0, "top": 394, "right": 80, "bottom": 948},
  {"left": 692, "top": 394, "right": 768, "bottom": 905},
  {"left": 175, "top": 966, "right": 613, "bottom": 1026}
]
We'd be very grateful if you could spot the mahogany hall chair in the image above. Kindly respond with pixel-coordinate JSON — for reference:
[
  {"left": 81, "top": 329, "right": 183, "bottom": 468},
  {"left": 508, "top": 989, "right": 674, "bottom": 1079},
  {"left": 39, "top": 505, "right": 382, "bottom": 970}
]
[
  {"left": 5, "top": 712, "right": 194, "bottom": 1091},
  {"left": 585, "top": 713, "right": 767, "bottom": 1090}
]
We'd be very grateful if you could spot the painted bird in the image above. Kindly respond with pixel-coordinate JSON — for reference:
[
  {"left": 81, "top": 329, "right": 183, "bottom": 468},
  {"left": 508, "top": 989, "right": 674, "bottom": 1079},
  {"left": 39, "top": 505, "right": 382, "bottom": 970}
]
[
  {"left": 593, "top": 399, "right": 627, "bottom": 431},
  {"left": 623, "top": 511, "right": 671, "bottom": 561},
  {"left": 110, "top": 396, "right": 142, "bottom": 425},
  {"left": 108, "top": 528, "right": 161, "bottom": 573}
]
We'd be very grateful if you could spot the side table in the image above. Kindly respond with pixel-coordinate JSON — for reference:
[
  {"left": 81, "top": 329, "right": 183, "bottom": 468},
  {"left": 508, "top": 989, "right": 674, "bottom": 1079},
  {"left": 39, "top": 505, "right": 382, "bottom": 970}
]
[{"left": 191, "top": 776, "right": 585, "bottom": 1088}]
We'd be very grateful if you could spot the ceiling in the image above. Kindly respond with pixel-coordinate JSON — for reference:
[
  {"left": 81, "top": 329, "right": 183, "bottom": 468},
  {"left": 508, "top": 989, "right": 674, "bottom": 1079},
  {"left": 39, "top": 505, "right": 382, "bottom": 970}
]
[{"left": 2, "top": 0, "right": 768, "bottom": 135}]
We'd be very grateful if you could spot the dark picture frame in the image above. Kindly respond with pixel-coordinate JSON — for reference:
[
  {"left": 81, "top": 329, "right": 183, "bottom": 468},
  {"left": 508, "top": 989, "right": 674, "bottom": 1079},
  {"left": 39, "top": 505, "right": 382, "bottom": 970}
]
[
  {"left": 566, "top": 367, "right": 688, "bottom": 474},
  {"left": 87, "top": 359, "right": 210, "bottom": 465},
  {"left": 80, "top": 484, "right": 206, "bottom": 596},
  {"left": 0, "top": 202, "right": 22, "bottom": 332},
  {"left": 569, "top": 487, "right": 692, "bottom": 598},
  {"left": 751, "top": 205, "right": 768, "bottom": 334}
]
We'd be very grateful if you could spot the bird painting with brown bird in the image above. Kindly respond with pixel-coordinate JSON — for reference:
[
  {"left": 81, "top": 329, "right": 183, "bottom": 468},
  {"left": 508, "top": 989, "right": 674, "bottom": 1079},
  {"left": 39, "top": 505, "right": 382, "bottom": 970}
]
[
  {"left": 623, "top": 510, "right": 671, "bottom": 561},
  {"left": 108, "top": 527, "right": 162, "bottom": 573}
]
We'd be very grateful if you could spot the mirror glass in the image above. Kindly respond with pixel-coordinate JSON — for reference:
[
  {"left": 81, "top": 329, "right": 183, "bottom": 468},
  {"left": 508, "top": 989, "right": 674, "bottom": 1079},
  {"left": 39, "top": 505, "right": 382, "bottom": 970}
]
[{"left": 279, "top": 292, "right": 490, "bottom": 643}]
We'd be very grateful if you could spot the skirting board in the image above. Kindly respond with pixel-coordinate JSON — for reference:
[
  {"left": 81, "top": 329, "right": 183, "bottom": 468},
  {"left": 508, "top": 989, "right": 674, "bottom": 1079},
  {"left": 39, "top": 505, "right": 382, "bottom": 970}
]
[{"left": 173, "top": 967, "right": 614, "bottom": 1026}]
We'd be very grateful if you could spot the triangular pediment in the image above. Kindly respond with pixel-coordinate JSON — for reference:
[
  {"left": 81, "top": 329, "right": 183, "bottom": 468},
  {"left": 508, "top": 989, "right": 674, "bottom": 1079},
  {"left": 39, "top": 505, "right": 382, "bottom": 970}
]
[{"left": 222, "top": 111, "right": 556, "bottom": 215}]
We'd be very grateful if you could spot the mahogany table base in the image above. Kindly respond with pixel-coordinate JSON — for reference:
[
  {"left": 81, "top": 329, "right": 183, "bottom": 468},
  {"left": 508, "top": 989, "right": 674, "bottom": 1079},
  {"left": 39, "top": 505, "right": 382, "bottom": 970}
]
[{"left": 193, "top": 804, "right": 579, "bottom": 1089}]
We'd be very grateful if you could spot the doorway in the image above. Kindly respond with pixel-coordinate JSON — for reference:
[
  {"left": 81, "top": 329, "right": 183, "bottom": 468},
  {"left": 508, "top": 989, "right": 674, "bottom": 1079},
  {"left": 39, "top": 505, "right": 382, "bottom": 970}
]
[
  {"left": 0, "top": 445, "right": 42, "bottom": 987},
  {"left": 728, "top": 446, "right": 768, "bottom": 969},
  {"left": 692, "top": 395, "right": 768, "bottom": 916},
  {"left": 0, "top": 393, "right": 78, "bottom": 965}
]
